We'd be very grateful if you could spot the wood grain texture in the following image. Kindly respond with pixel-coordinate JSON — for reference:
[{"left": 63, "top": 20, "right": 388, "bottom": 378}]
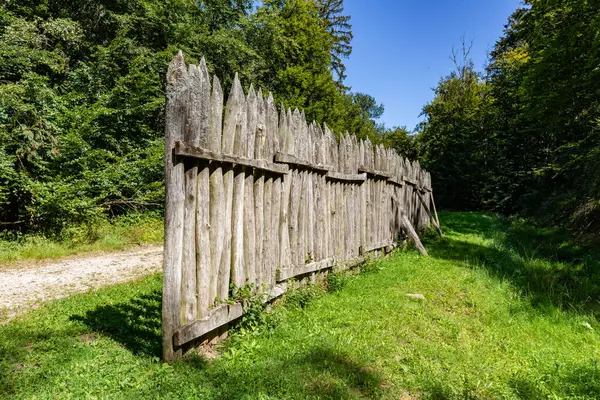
[
  {"left": 402, "top": 215, "right": 427, "bottom": 256},
  {"left": 254, "top": 172, "right": 264, "bottom": 285},
  {"left": 277, "top": 258, "right": 335, "bottom": 282},
  {"left": 174, "top": 142, "right": 289, "bottom": 175},
  {"left": 163, "top": 51, "right": 189, "bottom": 362},
  {"left": 181, "top": 64, "right": 201, "bottom": 324},
  {"left": 263, "top": 175, "right": 274, "bottom": 286},
  {"left": 173, "top": 303, "right": 244, "bottom": 347}
]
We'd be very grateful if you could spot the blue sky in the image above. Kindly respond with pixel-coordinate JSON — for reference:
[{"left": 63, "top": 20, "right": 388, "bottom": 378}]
[{"left": 342, "top": 0, "right": 523, "bottom": 131}]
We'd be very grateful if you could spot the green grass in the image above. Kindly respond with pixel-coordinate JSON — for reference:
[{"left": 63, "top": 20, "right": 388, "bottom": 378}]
[
  {"left": 0, "top": 212, "right": 163, "bottom": 264},
  {"left": 1, "top": 212, "right": 599, "bottom": 399}
]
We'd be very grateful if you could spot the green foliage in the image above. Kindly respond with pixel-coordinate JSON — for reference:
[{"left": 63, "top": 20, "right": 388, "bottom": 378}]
[
  {"left": 381, "top": 126, "right": 420, "bottom": 160},
  {"left": 0, "top": 211, "right": 163, "bottom": 264},
  {"left": 419, "top": 1, "right": 600, "bottom": 240},
  {"left": 418, "top": 57, "right": 495, "bottom": 211},
  {"left": 1, "top": 212, "right": 599, "bottom": 399},
  {"left": 325, "top": 271, "right": 347, "bottom": 293},
  {"left": 317, "top": 0, "right": 353, "bottom": 84},
  {"left": 0, "top": 0, "right": 387, "bottom": 236},
  {"left": 282, "top": 284, "right": 324, "bottom": 309}
]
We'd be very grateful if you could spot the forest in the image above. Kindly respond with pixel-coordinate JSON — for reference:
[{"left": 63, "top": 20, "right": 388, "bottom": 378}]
[
  {"left": 418, "top": 0, "right": 600, "bottom": 241},
  {"left": 1, "top": 0, "right": 599, "bottom": 243}
]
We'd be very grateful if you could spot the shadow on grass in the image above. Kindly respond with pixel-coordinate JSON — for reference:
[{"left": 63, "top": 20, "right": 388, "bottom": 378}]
[
  {"left": 69, "top": 289, "right": 162, "bottom": 358},
  {"left": 201, "top": 345, "right": 384, "bottom": 399},
  {"left": 428, "top": 212, "right": 600, "bottom": 317},
  {"left": 509, "top": 362, "right": 600, "bottom": 399}
]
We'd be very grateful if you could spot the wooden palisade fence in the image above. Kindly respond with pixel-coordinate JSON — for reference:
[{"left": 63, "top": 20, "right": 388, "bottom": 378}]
[{"left": 163, "top": 52, "right": 436, "bottom": 361}]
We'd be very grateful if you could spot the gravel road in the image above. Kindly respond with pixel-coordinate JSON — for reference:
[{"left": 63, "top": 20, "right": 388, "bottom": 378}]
[{"left": 0, "top": 245, "right": 163, "bottom": 321}]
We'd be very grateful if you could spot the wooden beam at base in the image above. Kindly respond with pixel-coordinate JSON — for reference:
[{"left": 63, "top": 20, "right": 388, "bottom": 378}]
[
  {"left": 174, "top": 141, "right": 290, "bottom": 175},
  {"left": 360, "top": 239, "right": 395, "bottom": 255},
  {"left": 276, "top": 258, "right": 335, "bottom": 282},
  {"left": 173, "top": 303, "right": 244, "bottom": 347}
]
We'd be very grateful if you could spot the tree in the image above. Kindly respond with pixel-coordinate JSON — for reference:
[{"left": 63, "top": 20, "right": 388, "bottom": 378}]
[
  {"left": 381, "top": 126, "right": 419, "bottom": 160},
  {"left": 317, "top": 0, "right": 353, "bottom": 84},
  {"left": 418, "top": 46, "right": 495, "bottom": 210}
]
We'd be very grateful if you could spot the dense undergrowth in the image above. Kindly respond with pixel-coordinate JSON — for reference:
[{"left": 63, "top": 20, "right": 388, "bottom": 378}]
[
  {"left": 0, "top": 211, "right": 163, "bottom": 263},
  {"left": 1, "top": 212, "right": 598, "bottom": 399}
]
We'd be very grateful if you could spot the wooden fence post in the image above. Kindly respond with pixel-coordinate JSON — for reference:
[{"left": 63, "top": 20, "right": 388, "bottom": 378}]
[
  {"left": 163, "top": 52, "right": 436, "bottom": 361},
  {"left": 163, "top": 51, "right": 189, "bottom": 362}
]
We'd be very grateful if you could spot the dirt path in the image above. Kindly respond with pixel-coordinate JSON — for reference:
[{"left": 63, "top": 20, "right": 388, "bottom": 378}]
[{"left": 0, "top": 245, "right": 163, "bottom": 321}]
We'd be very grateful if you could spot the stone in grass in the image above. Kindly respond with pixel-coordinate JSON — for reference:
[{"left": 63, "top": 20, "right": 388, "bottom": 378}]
[{"left": 406, "top": 293, "right": 426, "bottom": 301}]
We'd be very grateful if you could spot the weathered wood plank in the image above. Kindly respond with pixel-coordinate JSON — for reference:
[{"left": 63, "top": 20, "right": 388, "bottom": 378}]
[
  {"left": 174, "top": 141, "right": 289, "bottom": 175},
  {"left": 358, "top": 168, "right": 391, "bottom": 180},
  {"left": 276, "top": 258, "right": 335, "bottom": 282},
  {"left": 243, "top": 171, "right": 256, "bottom": 286},
  {"left": 307, "top": 171, "right": 315, "bottom": 263},
  {"left": 207, "top": 75, "right": 224, "bottom": 310},
  {"left": 218, "top": 74, "right": 244, "bottom": 302},
  {"left": 230, "top": 74, "right": 248, "bottom": 291},
  {"left": 266, "top": 93, "right": 278, "bottom": 159},
  {"left": 279, "top": 169, "right": 292, "bottom": 269},
  {"left": 197, "top": 166, "right": 211, "bottom": 317},
  {"left": 271, "top": 175, "right": 282, "bottom": 274},
  {"left": 163, "top": 51, "right": 189, "bottom": 362},
  {"left": 360, "top": 239, "right": 395, "bottom": 255},
  {"left": 298, "top": 170, "right": 307, "bottom": 265},
  {"left": 430, "top": 191, "right": 440, "bottom": 228},
  {"left": 387, "top": 176, "right": 404, "bottom": 187},
  {"left": 288, "top": 169, "right": 301, "bottom": 267},
  {"left": 173, "top": 303, "right": 244, "bottom": 347},
  {"left": 274, "top": 152, "right": 333, "bottom": 172},
  {"left": 263, "top": 174, "right": 274, "bottom": 287},
  {"left": 326, "top": 171, "right": 367, "bottom": 182},
  {"left": 181, "top": 64, "right": 201, "bottom": 324},
  {"left": 209, "top": 165, "right": 225, "bottom": 305},
  {"left": 402, "top": 214, "right": 427, "bottom": 256},
  {"left": 195, "top": 60, "right": 212, "bottom": 319},
  {"left": 253, "top": 172, "right": 264, "bottom": 285}
]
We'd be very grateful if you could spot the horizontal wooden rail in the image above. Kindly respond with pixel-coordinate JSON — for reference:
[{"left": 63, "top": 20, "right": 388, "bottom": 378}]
[
  {"left": 387, "top": 177, "right": 404, "bottom": 187},
  {"left": 358, "top": 167, "right": 391, "bottom": 180},
  {"left": 403, "top": 176, "right": 417, "bottom": 186},
  {"left": 173, "top": 303, "right": 244, "bottom": 347},
  {"left": 326, "top": 171, "right": 367, "bottom": 182},
  {"left": 275, "top": 152, "right": 333, "bottom": 172},
  {"left": 360, "top": 239, "right": 396, "bottom": 255},
  {"left": 174, "top": 141, "right": 290, "bottom": 175},
  {"left": 276, "top": 258, "right": 335, "bottom": 282}
]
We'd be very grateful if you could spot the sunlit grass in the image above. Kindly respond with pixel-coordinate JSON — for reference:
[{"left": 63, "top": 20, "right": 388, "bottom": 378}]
[{"left": 1, "top": 212, "right": 598, "bottom": 399}]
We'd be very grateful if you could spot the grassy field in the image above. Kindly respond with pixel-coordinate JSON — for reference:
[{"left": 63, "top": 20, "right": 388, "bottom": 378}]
[
  {"left": 1, "top": 212, "right": 599, "bottom": 399},
  {"left": 0, "top": 212, "right": 163, "bottom": 264}
]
